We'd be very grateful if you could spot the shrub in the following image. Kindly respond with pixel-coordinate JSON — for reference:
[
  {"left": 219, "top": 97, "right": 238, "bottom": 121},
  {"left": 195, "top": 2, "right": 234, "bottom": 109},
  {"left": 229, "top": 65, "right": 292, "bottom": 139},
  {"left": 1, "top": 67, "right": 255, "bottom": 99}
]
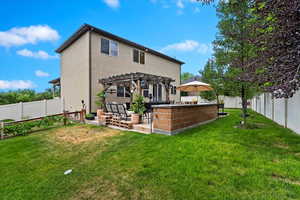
[{"left": 130, "top": 94, "right": 146, "bottom": 115}]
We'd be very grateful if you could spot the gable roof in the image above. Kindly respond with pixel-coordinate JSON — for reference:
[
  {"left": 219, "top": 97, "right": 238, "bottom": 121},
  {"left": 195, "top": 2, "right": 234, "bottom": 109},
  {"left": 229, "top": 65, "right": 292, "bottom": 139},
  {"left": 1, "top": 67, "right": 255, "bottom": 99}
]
[{"left": 55, "top": 24, "right": 185, "bottom": 65}]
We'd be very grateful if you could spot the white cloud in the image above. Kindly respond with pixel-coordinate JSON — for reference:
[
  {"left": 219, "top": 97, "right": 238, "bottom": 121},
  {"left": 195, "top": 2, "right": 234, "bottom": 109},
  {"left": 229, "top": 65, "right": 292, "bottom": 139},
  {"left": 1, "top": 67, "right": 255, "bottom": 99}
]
[
  {"left": 161, "top": 40, "right": 212, "bottom": 54},
  {"left": 17, "top": 49, "right": 58, "bottom": 59},
  {"left": 35, "top": 70, "right": 50, "bottom": 77},
  {"left": 197, "top": 43, "right": 213, "bottom": 54},
  {"left": 176, "top": 0, "right": 184, "bottom": 8},
  {"left": 103, "top": 0, "right": 120, "bottom": 8},
  {"left": 0, "top": 25, "right": 59, "bottom": 47},
  {"left": 0, "top": 80, "right": 35, "bottom": 90},
  {"left": 161, "top": 40, "right": 199, "bottom": 52}
]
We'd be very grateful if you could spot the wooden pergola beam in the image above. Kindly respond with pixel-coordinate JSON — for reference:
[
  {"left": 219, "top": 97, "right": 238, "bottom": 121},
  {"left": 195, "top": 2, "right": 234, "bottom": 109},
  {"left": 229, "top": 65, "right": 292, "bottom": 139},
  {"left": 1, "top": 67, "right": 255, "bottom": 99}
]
[{"left": 99, "top": 72, "right": 175, "bottom": 104}]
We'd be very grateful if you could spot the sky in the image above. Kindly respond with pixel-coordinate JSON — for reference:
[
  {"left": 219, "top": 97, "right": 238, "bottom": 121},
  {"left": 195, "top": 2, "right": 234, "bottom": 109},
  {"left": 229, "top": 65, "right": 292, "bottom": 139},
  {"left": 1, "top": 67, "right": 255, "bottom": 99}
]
[{"left": 0, "top": 0, "right": 218, "bottom": 92}]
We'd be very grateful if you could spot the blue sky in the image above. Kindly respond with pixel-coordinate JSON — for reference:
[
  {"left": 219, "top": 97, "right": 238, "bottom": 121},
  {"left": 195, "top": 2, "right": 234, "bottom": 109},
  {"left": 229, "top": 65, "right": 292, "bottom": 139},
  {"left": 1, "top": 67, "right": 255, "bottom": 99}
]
[{"left": 0, "top": 0, "right": 218, "bottom": 92}]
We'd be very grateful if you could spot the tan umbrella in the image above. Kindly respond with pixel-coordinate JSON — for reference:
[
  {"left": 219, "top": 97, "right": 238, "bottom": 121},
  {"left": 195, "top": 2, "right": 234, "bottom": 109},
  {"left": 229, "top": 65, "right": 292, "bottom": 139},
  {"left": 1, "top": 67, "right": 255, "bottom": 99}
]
[{"left": 177, "top": 81, "right": 213, "bottom": 92}]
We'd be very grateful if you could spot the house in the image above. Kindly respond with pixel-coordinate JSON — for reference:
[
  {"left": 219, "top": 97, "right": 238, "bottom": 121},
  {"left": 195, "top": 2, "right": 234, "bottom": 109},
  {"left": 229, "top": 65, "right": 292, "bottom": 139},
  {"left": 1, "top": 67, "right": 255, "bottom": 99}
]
[{"left": 54, "top": 24, "right": 184, "bottom": 113}]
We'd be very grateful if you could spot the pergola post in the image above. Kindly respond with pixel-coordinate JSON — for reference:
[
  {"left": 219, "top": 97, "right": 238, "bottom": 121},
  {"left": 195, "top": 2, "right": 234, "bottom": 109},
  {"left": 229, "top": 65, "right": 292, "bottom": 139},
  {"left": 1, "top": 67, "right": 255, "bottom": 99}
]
[
  {"left": 164, "top": 82, "right": 170, "bottom": 102},
  {"left": 137, "top": 80, "right": 142, "bottom": 96}
]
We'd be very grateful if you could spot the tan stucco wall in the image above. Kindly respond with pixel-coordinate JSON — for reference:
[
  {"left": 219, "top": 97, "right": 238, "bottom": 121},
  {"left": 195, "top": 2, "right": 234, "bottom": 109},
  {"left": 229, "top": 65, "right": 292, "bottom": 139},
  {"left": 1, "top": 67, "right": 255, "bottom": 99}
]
[
  {"left": 90, "top": 32, "right": 181, "bottom": 112},
  {"left": 60, "top": 32, "right": 90, "bottom": 112}
]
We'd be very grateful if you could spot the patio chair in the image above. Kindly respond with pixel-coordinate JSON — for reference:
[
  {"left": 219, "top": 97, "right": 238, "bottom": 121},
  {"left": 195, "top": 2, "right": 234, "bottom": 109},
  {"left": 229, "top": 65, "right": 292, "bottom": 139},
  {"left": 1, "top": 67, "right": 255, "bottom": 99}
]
[
  {"left": 105, "top": 103, "right": 113, "bottom": 114},
  {"left": 117, "top": 104, "right": 131, "bottom": 121},
  {"left": 110, "top": 104, "right": 120, "bottom": 117}
]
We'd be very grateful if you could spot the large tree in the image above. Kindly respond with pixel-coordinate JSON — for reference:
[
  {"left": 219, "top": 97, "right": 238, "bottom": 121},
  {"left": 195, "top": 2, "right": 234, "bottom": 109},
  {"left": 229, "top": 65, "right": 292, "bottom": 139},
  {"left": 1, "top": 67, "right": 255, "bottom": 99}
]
[
  {"left": 250, "top": 0, "right": 300, "bottom": 98},
  {"left": 213, "top": 0, "right": 258, "bottom": 124}
]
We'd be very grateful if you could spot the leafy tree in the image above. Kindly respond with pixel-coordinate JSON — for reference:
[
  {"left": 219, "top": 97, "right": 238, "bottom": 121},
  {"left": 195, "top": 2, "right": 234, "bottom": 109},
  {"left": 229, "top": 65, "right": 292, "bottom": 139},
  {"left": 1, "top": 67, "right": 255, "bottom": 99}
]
[
  {"left": 181, "top": 72, "right": 195, "bottom": 83},
  {"left": 250, "top": 0, "right": 300, "bottom": 98},
  {"left": 0, "top": 88, "right": 59, "bottom": 105},
  {"left": 213, "top": 0, "right": 258, "bottom": 124},
  {"left": 199, "top": 59, "right": 226, "bottom": 103}
]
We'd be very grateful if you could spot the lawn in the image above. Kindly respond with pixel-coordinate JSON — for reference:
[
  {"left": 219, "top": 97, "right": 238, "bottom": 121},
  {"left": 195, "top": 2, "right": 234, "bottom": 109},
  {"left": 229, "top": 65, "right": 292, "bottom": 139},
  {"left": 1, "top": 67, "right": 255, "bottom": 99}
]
[{"left": 1, "top": 109, "right": 300, "bottom": 200}]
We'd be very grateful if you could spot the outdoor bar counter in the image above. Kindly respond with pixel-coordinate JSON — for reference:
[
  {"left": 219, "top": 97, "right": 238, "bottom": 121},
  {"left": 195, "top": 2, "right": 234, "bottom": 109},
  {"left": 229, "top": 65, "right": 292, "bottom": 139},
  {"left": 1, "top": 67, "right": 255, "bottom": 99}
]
[{"left": 152, "top": 103, "right": 218, "bottom": 135}]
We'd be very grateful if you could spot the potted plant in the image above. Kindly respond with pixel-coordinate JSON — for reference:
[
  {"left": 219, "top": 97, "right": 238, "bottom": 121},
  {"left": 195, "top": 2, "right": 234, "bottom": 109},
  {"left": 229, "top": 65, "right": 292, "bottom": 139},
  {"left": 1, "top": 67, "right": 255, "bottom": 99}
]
[
  {"left": 130, "top": 94, "right": 146, "bottom": 124},
  {"left": 85, "top": 113, "right": 95, "bottom": 120},
  {"left": 95, "top": 90, "right": 105, "bottom": 118}
]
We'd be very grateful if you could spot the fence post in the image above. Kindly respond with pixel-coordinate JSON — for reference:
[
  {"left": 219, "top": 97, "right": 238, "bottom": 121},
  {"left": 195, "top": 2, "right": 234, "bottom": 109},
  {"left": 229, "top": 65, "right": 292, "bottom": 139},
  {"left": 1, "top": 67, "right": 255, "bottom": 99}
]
[
  {"left": 272, "top": 95, "right": 275, "bottom": 121},
  {"left": 63, "top": 110, "right": 67, "bottom": 126},
  {"left": 19, "top": 102, "right": 23, "bottom": 121},
  {"left": 285, "top": 98, "right": 288, "bottom": 128},
  {"left": 44, "top": 99, "right": 47, "bottom": 116},
  {"left": 263, "top": 93, "right": 267, "bottom": 116},
  {"left": 0, "top": 122, "right": 4, "bottom": 140},
  {"left": 80, "top": 109, "right": 86, "bottom": 123}
]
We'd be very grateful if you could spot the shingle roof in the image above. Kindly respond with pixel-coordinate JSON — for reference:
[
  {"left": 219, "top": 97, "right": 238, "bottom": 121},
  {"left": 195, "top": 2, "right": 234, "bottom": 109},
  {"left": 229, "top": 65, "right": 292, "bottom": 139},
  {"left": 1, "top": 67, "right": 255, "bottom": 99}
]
[{"left": 55, "top": 24, "right": 185, "bottom": 65}]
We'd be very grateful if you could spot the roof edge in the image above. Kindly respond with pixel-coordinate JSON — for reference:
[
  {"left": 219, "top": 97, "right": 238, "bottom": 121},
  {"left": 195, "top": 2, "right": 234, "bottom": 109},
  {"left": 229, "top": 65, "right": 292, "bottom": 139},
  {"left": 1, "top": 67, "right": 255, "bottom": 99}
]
[{"left": 55, "top": 24, "right": 185, "bottom": 65}]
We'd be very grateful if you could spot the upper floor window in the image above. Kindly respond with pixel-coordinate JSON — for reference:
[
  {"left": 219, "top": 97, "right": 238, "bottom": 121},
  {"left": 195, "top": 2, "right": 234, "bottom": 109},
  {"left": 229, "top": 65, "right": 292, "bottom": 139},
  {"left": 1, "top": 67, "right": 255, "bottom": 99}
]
[
  {"left": 133, "top": 49, "right": 145, "bottom": 64},
  {"left": 101, "top": 38, "right": 118, "bottom": 56}
]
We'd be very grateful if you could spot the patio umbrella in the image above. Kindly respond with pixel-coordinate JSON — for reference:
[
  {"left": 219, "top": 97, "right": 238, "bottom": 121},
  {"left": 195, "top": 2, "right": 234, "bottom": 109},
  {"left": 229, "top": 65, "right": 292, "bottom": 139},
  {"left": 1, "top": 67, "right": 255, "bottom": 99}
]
[{"left": 177, "top": 81, "right": 213, "bottom": 92}]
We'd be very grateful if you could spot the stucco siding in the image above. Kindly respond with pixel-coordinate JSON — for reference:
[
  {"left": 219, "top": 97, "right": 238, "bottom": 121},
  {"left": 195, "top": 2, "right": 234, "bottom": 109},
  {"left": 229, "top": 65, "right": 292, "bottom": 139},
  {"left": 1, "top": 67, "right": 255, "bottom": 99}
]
[
  {"left": 61, "top": 32, "right": 90, "bottom": 112},
  {"left": 90, "top": 32, "right": 181, "bottom": 112}
]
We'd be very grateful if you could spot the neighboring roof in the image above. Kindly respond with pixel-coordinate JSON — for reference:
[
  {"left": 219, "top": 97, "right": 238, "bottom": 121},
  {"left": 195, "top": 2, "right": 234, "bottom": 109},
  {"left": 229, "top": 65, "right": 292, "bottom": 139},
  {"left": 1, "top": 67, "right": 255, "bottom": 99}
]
[
  {"left": 49, "top": 78, "right": 60, "bottom": 86},
  {"left": 182, "top": 75, "right": 201, "bottom": 84},
  {"left": 55, "top": 24, "right": 184, "bottom": 65},
  {"left": 99, "top": 72, "right": 175, "bottom": 85}
]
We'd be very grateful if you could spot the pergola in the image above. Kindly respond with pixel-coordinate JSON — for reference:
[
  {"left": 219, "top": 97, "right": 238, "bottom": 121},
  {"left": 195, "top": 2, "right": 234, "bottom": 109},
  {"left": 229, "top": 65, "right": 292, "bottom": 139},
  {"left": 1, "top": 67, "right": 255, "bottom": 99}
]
[{"left": 98, "top": 72, "right": 175, "bottom": 103}]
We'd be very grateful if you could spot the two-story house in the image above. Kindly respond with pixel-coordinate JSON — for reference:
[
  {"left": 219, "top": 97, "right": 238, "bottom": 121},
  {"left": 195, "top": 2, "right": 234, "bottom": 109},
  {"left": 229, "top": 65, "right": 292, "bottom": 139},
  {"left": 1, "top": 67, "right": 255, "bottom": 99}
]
[{"left": 54, "top": 24, "right": 184, "bottom": 113}]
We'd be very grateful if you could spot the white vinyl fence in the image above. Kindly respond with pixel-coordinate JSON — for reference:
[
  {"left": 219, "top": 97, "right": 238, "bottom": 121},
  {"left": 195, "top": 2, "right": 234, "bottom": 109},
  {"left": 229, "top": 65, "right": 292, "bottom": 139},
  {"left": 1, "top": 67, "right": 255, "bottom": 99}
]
[
  {"left": 0, "top": 98, "right": 64, "bottom": 121},
  {"left": 250, "top": 91, "right": 300, "bottom": 134},
  {"left": 181, "top": 95, "right": 243, "bottom": 108}
]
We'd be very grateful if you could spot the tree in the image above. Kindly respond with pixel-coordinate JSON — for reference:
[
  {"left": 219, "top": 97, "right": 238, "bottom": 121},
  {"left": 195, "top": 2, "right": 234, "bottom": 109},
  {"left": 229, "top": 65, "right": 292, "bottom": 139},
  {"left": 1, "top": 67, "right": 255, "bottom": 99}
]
[
  {"left": 199, "top": 59, "right": 226, "bottom": 103},
  {"left": 0, "top": 88, "right": 58, "bottom": 105},
  {"left": 181, "top": 72, "right": 195, "bottom": 83},
  {"left": 250, "top": 0, "right": 300, "bottom": 98},
  {"left": 213, "top": 0, "right": 258, "bottom": 124}
]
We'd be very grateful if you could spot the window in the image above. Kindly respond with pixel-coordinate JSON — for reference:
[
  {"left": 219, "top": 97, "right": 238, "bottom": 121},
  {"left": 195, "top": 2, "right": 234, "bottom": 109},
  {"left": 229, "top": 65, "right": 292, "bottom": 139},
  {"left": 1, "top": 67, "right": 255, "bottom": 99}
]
[
  {"left": 143, "top": 89, "right": 149, "bottom": 98},
  {"left": 101, "top": 38, "right": 118, "bottom": 56},
  {"left": 117, "top": 86, "right": 131, "bottom": 97},
  {"left": 101, "top": 38, "right": 109, "bottom": 55},
  {"left": 110, "top": 41, "right": 118, "bottom": 56},
  {"left": 133, "top": 49, "right": 145, "bottom": 64},
  {"left": 140, "top": 52, "right": 145, "bottom": 64},
  {"left": 153, "top": 84, "right": 162, "bottom": 102},
  {"left": 117, "top": 86, "right": 125, "bottom": 97},
  {"left": 133, "top": 49, "right": 139, "bottom": 63}
]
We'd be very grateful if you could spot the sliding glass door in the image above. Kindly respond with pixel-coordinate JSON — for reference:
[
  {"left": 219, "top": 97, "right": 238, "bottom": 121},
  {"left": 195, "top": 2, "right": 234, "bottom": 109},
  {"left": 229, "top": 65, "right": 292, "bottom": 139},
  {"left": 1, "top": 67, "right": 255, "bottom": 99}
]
[{"left": 153, "top": 84, "right": 162, "bottom": 102}]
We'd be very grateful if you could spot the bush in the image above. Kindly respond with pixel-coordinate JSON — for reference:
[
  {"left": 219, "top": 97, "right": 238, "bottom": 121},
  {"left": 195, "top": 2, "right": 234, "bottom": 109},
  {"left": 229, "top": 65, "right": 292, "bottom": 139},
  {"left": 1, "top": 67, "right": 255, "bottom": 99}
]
[
  {"left": 2, "top": 116, "right": 65, "bottom": 137},
  {"left": 130, "top": 94, "right": 146, "bottom": 115},
  {"left": 85, "top": 114, "right": 95, "bottom": 120}
]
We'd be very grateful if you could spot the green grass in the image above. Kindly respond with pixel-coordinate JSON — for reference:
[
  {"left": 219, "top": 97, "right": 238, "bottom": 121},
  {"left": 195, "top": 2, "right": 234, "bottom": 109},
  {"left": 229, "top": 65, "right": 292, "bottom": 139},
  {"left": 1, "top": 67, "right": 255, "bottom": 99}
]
[{"left": 1, "top": 109, "right": 300, "bottom": 200}]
